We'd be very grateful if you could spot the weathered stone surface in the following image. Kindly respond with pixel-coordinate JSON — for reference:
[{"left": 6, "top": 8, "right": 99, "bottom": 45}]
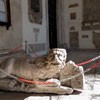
[
  {"left": 0, "top": 48, "right": 84, "bottom": 94},
  {"left": 1, "top": 49, "right": 100, "bottom": 100},
  {"left": 60, "top": 61, "right": 85, "bottom": 89}
]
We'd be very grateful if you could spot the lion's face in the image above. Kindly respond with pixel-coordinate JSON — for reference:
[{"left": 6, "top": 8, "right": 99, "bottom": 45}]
[{"left": 47, "top": 48, "right": 67, "bottom": 69}]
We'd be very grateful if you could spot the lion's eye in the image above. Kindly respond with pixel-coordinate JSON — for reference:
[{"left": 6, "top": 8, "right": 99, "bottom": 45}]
[
  {"left": 57, "top": 54, "right": 63, "bottom": 60},
  {"left": 57, "top": 54, "right": 61, "bottom": 57}
]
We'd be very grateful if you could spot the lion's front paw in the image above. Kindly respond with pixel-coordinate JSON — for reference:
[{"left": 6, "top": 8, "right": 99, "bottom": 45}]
[
  {"left": 59, "top": 86, "right": 73, "bottom": 94},
  {"left": 46, "top": 78, "right": 61, "bottom": 87}
]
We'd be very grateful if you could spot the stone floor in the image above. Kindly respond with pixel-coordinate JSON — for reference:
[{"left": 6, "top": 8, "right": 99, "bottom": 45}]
[{"left": 0, "top": 49, "right": 100, "bottom": 100}]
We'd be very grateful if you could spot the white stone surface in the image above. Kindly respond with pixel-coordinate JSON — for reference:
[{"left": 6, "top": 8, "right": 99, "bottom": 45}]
[
  {"left": 93, "top": 82, "right": 100, "bottom": 95},
  {"left": 51, "top": 95, "right": 91, "bottom": 100},
  {"left": 24, "top": 96, "right": 49, "bottom": 100}
]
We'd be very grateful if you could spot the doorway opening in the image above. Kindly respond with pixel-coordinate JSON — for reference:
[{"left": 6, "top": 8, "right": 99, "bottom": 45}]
[
  {"left": 48, "top": 0, "right": 57, "bottom": 49},
  {"left": 69, "top": 32, "right": 79, "bottom": 49}
]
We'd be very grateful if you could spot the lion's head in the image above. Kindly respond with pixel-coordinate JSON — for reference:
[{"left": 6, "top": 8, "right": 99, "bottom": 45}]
[{"left": 46, "top": 48, "right": 67, "bottom": 69}]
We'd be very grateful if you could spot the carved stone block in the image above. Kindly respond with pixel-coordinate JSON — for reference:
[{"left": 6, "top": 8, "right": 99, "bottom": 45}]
[{"left": 60, "top": 61, "right": 85, "bottom": 89}]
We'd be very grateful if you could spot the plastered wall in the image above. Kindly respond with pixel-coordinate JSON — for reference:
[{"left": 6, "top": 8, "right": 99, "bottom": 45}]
[
  {"left": 0, "top": 0, "right": 22, "bottom": 50},
  {"left": 22, "top": 0, "right": 49, "bottom": 56}
]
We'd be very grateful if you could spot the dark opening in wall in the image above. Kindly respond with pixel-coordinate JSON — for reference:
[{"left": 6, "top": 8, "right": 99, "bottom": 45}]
[
  {"left": 69, "top": 3, "right": 79, "bottom": 8},
  {"left": 0, "top": 0, "right": 11, "bottom": 30},
  {"left": 70, "top": 12, "right": 76, "bottom": 20},
  {"left": 82, "top": 35, "right": 89, "bottom": 38}
]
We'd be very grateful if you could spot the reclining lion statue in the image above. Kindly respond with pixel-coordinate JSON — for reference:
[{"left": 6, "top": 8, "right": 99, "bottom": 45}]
[{"left": 0, "top": 48, "right": 84, "bottom": 94}]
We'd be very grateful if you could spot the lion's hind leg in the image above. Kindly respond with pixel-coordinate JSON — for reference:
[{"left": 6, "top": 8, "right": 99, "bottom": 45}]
[
  {"left": 0, "top": 78, "right": 29, "bottom": 92},
  {"left": 0, "top": 78, "right": 19, "bottom": 91}
]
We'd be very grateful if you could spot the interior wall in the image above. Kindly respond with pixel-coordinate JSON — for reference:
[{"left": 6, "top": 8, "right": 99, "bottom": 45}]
[
  {"left": 22, "top": 0, "right": 49, "bottom": 56},
  {"left": 63, "top": 0, "right": 96, "bottom": 49},
  {"left": 0, "top": 0, "right": 22, "bottom": 50}
]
